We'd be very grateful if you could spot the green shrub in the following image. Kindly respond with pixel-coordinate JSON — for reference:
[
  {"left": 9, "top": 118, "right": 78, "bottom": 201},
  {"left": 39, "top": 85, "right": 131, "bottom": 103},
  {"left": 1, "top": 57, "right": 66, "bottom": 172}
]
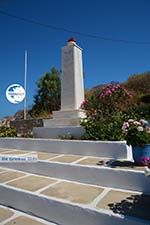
[
  {"left": 126, "top": 103, "right": 150, "bottom": 120},
  {"left": 81, "top": 111, "right": 125, "bottom": 141},
  {"left": 81, "top": 83, "right": 134, "bottom": 141},
  {"left": 140, "top": 94, "right": 150, "bottom": 104},
  {"left": 81, "top": 80, "right": 150, "bottom": 141},
  {"left": 124, "top": 72, "right": 150, "bottom": 95},
  {"left": 0, "top": 126, "right": 17, "bottom": 137},
  {"left": 81, "top": 83, "right": 133, "bottom": 117}
]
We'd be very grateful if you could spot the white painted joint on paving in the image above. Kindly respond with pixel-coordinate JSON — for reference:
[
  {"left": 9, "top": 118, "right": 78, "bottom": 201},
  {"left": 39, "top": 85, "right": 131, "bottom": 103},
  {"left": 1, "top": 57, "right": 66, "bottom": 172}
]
[
  {"left": 1, "top": 212, "right": 19, "bottom": 225},
  {"left": 90, "top": 188, "right": 112, "bottom": 208},
  {"left": 71, "top": 156, "right": 89, "bottom": 164},
  {"left": 46, "top": 154, "right": 65, "bottom": 161},
  {"left": 35, "top": 180, "right": 62, "bottom": 194},
  {"left": 4, "top": 174, "right": 30, "bottom": 185}
]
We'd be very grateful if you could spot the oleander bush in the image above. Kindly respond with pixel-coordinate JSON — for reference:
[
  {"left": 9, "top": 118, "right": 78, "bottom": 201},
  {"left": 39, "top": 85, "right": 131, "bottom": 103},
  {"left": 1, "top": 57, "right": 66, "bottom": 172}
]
[{"left": 81, "top": 83, "right": 135, "bottom": 140}]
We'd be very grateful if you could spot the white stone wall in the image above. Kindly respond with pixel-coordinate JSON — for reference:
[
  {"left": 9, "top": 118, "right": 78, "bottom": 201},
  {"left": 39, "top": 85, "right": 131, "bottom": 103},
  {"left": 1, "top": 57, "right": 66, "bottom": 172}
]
[{"left": 0, "top": 138, "right": 130, "bottom": 159}]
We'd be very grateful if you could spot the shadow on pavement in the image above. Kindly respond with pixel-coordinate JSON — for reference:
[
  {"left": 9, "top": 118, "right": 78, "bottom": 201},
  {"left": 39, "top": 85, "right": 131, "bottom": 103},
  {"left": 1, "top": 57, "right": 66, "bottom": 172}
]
[{"left": 108, "top": 193, "right": 150, "bottom": 220}]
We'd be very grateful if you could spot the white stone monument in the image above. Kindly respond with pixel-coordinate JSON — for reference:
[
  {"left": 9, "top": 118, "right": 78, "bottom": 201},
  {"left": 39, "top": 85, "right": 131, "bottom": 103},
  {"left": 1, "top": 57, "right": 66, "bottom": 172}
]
[
  {"left": 33, "top": 38, "right": 85, "bottom": 138},
  {"left": 61, "top": 38, "right": 84, "bottom": 111}
]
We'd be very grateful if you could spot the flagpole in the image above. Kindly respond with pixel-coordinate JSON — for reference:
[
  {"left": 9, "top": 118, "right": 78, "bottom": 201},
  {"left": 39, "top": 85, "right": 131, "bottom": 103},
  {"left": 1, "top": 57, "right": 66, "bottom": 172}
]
[{"left": 24, "top": 50, "right": 27, "bottom": 120}]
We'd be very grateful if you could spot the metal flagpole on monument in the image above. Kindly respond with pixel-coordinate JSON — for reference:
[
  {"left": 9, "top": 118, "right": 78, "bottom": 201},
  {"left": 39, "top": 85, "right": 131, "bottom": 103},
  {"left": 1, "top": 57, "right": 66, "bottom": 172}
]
[{"left": 24, "top": 50, "right": 27, "bottom": 120}]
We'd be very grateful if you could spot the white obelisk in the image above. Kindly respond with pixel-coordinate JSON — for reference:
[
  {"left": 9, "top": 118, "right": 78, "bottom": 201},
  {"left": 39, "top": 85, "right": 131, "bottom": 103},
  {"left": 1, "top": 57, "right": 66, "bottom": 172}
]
[
  {"left": 61, "top": 38, "right": 84, "bottom": 111},
  {"left": 33, "top": 38, "right": 85, "bottom": 138}
]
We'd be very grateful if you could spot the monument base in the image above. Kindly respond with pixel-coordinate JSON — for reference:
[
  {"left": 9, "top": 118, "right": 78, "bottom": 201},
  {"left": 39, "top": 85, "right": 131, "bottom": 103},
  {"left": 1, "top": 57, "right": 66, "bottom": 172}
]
[
  {"left": 53, "top": 110, "right": 86, "bottom": 119},
  {"left": 43, "top": 109, "right": 86, "bottom": 127},
  {"left": 33, "top": 109, "right": 86, "bottom": 139},
  {"left": 33, "top": 126, "right": 85, "bottom": 139}
]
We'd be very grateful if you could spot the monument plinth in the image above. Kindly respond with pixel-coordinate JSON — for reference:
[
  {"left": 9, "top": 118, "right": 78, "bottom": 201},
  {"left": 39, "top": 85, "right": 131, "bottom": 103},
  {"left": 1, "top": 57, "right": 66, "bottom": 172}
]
[{"left": 33, "top": 39, "right": 85, "bottom": 138}]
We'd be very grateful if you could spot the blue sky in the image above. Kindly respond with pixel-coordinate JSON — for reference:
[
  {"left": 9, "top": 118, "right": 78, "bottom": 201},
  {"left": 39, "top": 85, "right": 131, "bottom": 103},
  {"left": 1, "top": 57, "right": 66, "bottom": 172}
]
[{"left": 0, "top": 0, "right": 150, "bottom": 119}]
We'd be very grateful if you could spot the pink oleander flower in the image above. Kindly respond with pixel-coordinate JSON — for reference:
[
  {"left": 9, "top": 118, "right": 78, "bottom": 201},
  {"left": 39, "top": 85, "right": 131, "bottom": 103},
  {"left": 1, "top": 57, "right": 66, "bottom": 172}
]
[{"left": 100, "top": 83, "right": 121, "bottom": 98}]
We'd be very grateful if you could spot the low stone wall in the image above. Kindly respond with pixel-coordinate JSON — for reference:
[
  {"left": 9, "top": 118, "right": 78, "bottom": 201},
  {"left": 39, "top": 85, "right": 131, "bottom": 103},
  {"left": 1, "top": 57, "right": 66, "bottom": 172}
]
[
  {"left": 10, "top": 119, "right": 43, "bottom": 137},
  {"left": 0, "top": 138, "right": 132, "bottom": 160}
]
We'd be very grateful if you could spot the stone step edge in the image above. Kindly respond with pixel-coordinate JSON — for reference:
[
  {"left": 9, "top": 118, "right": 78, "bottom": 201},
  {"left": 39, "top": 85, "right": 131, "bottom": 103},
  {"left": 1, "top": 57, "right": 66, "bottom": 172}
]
[
  {"left": 0, "top": 138, "right": 132, "bottom": 160},
  {"left": 0, "top": 185, "right": 148, "bottom": 225},
  {"left": 1, "top": 161, "right": 150, "bottom": 194}
]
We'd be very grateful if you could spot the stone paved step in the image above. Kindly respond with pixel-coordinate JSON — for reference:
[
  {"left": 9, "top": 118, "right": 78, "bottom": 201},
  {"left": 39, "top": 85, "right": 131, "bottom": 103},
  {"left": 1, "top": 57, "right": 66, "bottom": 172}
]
[
  {"left": 0, "top": 205, "right": 57, "bottom": 225},
  {"left": 0, "top": 149, "right": 143, "bottom": 171},
  {"left": 0, "top": 148, "right": 144, "bottom": 171},
  {"left": 0, "top": 167, "right": 149, "bottom": 225},
  {"left": 0, "top": 148, "right": 112, "bottom": 166},
  {"left": 0, "top": 149, "right": 150, "bottom": 194}
]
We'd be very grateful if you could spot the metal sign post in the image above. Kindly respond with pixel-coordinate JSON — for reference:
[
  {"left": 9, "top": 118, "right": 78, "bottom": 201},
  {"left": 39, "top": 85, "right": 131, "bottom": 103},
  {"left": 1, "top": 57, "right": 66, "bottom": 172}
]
[{"left": 24, "top": 50, "right": 27, "bottom": 120}]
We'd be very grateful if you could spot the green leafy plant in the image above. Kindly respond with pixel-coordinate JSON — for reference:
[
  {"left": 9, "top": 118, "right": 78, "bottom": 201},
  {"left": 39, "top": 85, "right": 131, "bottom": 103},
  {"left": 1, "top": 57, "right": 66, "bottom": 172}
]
[
  {"left": 128, "top": 103, "right": 150, "bottom": 120},
  {"left": 122, "top": 119, "right": 150, "bottom": 146},
  {"left": 81, "top": 83, "right": 133, "bottom": 141},
  {"left": 31, "top": 67, "right": 61, "bottom": 117},
  {"left": 0, "top": 126, "right": 17, "bottom": 137},
  {"left": 81, "top": 111, "right": 125, "bottom": 141}
]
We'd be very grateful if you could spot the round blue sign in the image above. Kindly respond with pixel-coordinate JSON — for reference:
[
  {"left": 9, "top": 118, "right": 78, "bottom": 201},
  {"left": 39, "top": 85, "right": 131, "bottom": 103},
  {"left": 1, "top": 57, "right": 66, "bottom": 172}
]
[{"left": 6, "top": 84, "right": 26, "bottom": 104}]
